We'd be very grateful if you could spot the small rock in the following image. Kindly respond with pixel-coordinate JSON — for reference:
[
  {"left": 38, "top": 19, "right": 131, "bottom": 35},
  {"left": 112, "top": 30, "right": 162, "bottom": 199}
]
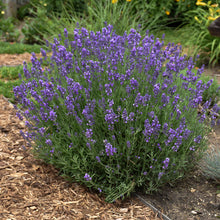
[
  {"left": 30, "top": 206, "right": 37, "bottom": 210},
  {"left": 191, "top": 210, "right": 197, "bottom": 215},
  {"left": 217, "top": 194, "right": 220, "bottom": 198}
]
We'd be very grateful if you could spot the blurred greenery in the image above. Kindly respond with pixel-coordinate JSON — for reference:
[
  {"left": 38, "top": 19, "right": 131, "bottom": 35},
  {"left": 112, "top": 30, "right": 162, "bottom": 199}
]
[{"left": 0, "top": 41, "right": 43, "bottom": 54}]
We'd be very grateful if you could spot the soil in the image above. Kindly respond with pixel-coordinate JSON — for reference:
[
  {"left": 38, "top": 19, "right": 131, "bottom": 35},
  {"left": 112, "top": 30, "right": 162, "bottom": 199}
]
[
  {"left": 203, "top": 65, "right": 220, "bottom": 85},
  {"left": 0, "top": 53, "right": 220, "bottom": 219}
]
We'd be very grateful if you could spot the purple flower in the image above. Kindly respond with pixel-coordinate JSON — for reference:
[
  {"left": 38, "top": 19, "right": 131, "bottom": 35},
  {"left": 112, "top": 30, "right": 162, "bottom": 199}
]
[
  {"left": 122, "top": 109, "right": 128, "bottom": 123},
  {"left": 148, "top": 111, "right": 154, "bottom": 118},
  {"left": 194, "top": 135, "right": 202, "bottom": 144},
  {"left": 153, "top": 83, "right": 161, "bottom": 96},
  {"left": 189, "top": 146, "right": 195, "bottom": 151},
  {"left": 86, "top": 142, "right": 91, "bottom": 150},
  {"left": 50, "top": 147, "right": 55, "bottom": 154},
  {"left": 176, "top": 109, "right": 181, "bottom": 119},
  {"left": 161, "top": 93, "right": 170, "bottom": 106},
  {"left": 127, "top": 141, "right": 131, "bottom": 148},
  {"left": 96, "top": 156, "right": 101, "bottom": 162},
  {"left": 84, "top": 173, "right": 92, "bottom": 181},
  {"left": 105, "top": 84, "right": 112, "bottom": 96},
  {"left": 16, "top": 112, "right": 23, "bottom": 120},
  {"left": 105, "top": 141, "right": 117, "bottom": 156},
  {"left": 39, "top": 127, "right": 46, "bottom": 135},
  {"left": 162, "top": 158, "right": 170, "bottom": 169},
  {"left": 49, "top": 110, "right": 57, "bottom": 121},
  {"left": 45, "top": 139, "right": 52, "bottom": 146},
  {"left": 105, "top": 109, "right": 117, "bottom": 125},
  {"left": 64, "top": 28, "right": 68, "bottom": 38},
  {"left": 130, "top": 78, "right": 139, "bottom": 90},
  {"left": 85, "top": 128, "right": 93, "bottom": 139}
]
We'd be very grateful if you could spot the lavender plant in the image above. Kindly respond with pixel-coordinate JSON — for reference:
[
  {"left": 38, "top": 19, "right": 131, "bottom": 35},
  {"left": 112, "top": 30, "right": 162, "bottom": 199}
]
[{"left": 13, "top": 25, "right": 219, "bottom": 203}]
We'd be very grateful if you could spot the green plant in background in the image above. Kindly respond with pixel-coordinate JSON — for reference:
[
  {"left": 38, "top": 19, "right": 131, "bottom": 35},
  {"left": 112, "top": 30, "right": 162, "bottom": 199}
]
[
  {"left": 43, "top": 0, "right": 87, "bottom": 16},
  {"left": 0, "top": 65, "right": 26, "bottom": 101},
  {"left": 200, "top": 74, "right": 220, "bottom": 106},
  {"left": 0, "top": 17, "right": 20, "bottom": 42},
  {"left": 0, "top": 0, "right": 5, "bottom": 19},
  {"left": 0, "top": 1, "right": 20, "bottom": 42},
  {"left": 186, "top": 0, "right": 220, "bottom": 65},
  {"left": 0, "top": 65, "right": 27, "bottom": 80},
  {"left": 199, "top": 146, "right": 220, "bottom": 183},
  {"left": 21, "top": 2, "right": 53, "bottom": 44},
  {"left": 85, "top": 0, "right": 139, "bottom": 35},
  {"left": 115, "top": 0, "right": 201, "bottom": 31},
  {"left": 17, "top": 3, "right": 32, "bottom": 20},
  {"left": 0, "top": 41, "right": 42, "bottom": 54}
]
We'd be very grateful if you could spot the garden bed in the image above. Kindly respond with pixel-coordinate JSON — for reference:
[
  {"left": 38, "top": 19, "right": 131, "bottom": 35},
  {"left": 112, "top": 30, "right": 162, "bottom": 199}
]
[{"left": 0, "top": 95, "right": 160, "bottom": 219}]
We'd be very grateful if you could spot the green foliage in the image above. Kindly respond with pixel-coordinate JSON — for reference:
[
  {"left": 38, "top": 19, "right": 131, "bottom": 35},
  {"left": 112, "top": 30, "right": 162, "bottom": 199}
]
[
  {"left": 0, "top": 65, "right": 24, "bottom": 101},
  {"left": 0, "top": 65, "right": 29, "bottom": 102},
  {"left": 21, "top": 5, "right": 54, "bottom": 44},
  {"left": 43, "top": 0, "right": 87, "bottom": 15},
  {"left": 200, "top": 74, "right": 220, "bottom": 106},
  {"left": 0, "top": 65, "right": 24, "bottom": 80},
  {"left": 0, "top": 17, "right": 20, "bottom": 42},
  {"left": 28, "top": 0, "right": 87, "bottom": 17},
  {"left": 0, "top": 41, "right": 42, "bottom": 54},
  {"left": 0, "top": 80, "right": 22, "bottom": 101},
  {"left": 199, "top": 146, "right": 220, "bottom": 183},
  {"left": 185, "top": 0, "right": 220, "bottom": 65},
  {"left": 0, "top": 1, "right": 5, "bottom": 20},
  {"left": 85, "top": 0, "right": 139, "bottom": 35},
  {"left": 116, "top": 0, "right": 200, "bottom": 31},
  {"left": 17, "top": 3, "right": 31, "bottom": 20}
]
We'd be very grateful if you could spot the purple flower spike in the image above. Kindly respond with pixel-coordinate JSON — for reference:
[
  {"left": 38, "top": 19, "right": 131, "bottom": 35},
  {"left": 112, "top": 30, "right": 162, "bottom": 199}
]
[
  {"left": 158, "top": 172, "right": 164, "bottom": 180},
  {"left": 45, "top": 139, "right": 52, "bottom": 146},
  {"left": 105, "top": 141, "right": 117, "bottom": 156},
  {"left": 64, "top": 28, "right": 68, "bottom": 38},
  {"left": 162, "top": 158, "right": 170, "bottom": 169},
  {"left": 84, "top": 173, "right": 92, "bottom": 181}
]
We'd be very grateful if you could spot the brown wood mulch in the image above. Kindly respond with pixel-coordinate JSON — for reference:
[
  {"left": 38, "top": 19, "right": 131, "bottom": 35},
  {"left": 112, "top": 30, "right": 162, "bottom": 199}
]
[
  {"left": 0, "top": 95, "right": 161, "bottom": 219},
  {"left": 0, "top": 53, "right": 43, "bottom": 67}
]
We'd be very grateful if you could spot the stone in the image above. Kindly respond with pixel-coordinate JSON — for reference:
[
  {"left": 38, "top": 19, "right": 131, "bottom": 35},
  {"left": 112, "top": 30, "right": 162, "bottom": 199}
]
[
  {"left": 191, "top": 210, "right": 198, "bottom": 215},
  {"left": 208, "top": 17, "right": 220, "bottom": 37}
]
